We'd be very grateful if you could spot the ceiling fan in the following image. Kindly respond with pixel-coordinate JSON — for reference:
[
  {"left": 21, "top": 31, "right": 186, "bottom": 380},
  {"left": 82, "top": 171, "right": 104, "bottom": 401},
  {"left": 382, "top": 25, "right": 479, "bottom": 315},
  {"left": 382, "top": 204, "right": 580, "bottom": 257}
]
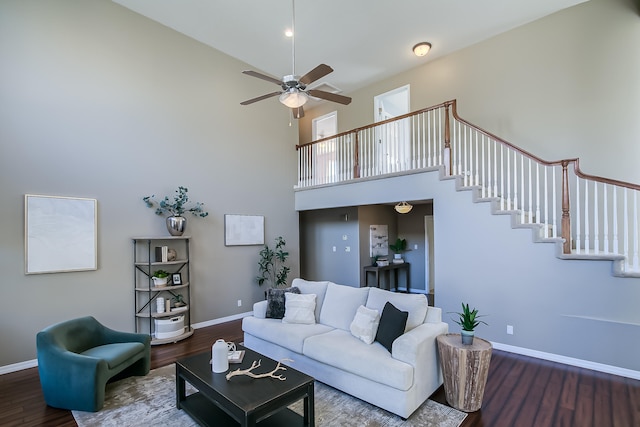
[{"left": 240, "top": 0, "right": 351, "bottom": 119}]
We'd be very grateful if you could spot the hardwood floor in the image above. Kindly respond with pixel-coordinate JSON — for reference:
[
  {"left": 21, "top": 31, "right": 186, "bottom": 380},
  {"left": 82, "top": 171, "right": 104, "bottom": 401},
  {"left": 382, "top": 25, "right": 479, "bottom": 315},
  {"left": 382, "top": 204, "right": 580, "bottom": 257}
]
[{"left": 1, "top": 320, "right": 638, "bottom": 426}]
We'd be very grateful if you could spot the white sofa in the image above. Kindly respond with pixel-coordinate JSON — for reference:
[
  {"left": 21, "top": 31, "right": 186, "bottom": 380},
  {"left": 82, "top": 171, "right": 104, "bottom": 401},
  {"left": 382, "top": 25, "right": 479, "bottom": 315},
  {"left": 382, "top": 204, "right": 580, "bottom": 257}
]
[{"left": 242, "top": 278, "right": 448, "bottom": 418}]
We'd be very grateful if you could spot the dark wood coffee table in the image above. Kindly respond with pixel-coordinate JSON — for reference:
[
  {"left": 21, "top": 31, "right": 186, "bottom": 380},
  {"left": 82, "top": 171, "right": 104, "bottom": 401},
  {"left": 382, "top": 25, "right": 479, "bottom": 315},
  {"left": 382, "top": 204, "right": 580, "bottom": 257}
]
[{"left": 176, "top": 345, "right": 314, "bottom": 426}]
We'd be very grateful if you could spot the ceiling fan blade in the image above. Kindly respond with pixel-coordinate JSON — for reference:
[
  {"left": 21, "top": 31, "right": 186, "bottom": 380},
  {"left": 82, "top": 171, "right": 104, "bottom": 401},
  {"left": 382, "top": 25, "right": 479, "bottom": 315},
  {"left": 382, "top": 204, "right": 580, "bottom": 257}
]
[
  {"left": 292, "top": 106, "right": 305, "bottom": 119},
  {"left": 299, "top": 64, "right": 333, "bottom": 85},
  {"left": 307, "top": 89, "right": 352, "bottom": 105},
  {"left": 240, "top": 91, "right": 282, "bottom": 105},
  {"left": 242, "top": 70, "right": 283, "bottom": 86}
]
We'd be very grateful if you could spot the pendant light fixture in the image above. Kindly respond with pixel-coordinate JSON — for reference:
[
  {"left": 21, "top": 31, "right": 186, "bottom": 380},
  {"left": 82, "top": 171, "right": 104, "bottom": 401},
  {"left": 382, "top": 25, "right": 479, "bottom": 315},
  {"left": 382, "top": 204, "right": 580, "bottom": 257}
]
[{"left": 394, "top": 201, "right": 413, "bottom": 214}]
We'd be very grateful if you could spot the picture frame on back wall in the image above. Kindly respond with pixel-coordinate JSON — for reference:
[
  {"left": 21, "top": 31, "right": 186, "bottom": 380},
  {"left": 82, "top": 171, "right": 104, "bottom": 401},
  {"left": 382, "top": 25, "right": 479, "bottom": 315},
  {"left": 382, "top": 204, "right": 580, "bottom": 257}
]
[{"left": 172, "top": 273, "right": 182, "bottom": 285}]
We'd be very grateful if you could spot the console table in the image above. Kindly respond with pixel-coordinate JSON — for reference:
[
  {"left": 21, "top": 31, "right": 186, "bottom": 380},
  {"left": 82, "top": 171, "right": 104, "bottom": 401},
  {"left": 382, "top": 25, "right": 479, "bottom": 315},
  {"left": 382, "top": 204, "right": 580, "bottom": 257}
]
[{"left": 362, "top": 263, "right": 410, "bottom": 292}]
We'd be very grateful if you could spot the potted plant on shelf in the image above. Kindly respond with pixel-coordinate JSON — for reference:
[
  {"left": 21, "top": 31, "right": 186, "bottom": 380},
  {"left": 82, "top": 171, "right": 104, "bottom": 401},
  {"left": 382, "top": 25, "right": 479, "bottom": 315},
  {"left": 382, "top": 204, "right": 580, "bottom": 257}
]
[
  {"left": 389, "top": 238, "right": 408, "bottom": 262},
  {"left": 143, "top": 186, "right": 209, "bottom": 236},
  {"left": 451, "top": 303, "right": 487, "bottom": 345},
  {"left": 256, "top": 236, "right": 291, "bottom": 289},
  {"left": 152, "top": 270, "right": 170, "bottom": 287},
  {"left": 172, "top": 294, "right": 186, "bottom": 309}
]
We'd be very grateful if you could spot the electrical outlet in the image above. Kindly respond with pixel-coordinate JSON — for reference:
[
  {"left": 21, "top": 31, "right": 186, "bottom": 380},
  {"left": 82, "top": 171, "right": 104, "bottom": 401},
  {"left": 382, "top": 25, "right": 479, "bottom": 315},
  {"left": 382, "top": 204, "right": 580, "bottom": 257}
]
[
  {"left": 507, "top": 325, "right": 514, "bottom": 335},
  {"left": 342, "top": 235, "right": 348, "bottom": 240},
  {"left": 332, "top": 246, "right": 336, "bottom": 252},
  {"left": 237, "top": 300, "right": 242, "bottom": 307},
  {"left": 414, "top": 244, "right": 418, "bottom": 250}
]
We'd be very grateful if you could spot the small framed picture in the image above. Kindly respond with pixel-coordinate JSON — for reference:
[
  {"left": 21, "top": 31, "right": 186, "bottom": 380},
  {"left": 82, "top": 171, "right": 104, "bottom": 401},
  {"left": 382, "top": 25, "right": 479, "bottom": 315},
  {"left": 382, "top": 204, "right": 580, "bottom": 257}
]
[{"left": 172, "top": 273, "right": 182, "bottom": 285}]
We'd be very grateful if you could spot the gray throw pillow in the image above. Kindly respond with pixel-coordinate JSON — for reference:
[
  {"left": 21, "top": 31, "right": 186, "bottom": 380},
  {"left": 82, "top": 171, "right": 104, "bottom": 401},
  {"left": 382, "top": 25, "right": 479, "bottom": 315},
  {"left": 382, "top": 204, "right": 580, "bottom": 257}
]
[{"left": 266, "top": 286, "right": 300, "bottom": 319}]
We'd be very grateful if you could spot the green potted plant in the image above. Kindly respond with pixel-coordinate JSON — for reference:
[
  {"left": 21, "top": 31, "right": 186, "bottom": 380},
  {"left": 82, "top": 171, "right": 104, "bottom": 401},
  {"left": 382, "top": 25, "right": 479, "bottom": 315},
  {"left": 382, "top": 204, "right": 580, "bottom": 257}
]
[
  {"left": 451, "top": 303, "right": 487, "bottom": 345},
  {"left": 172, "top": 294, "right": 186, "bottom": 308},
  {"left": 151, "top": 269, "right": 170, "bottom": 287},
  {"left": 143, "top": 186, "right": 208, "bottom": 236},
  {"left": 256, "top": 236, "right": 291, "bottom": 288},
  {"left": 389, "top": 238, "right": 407, "bottom": 261}
]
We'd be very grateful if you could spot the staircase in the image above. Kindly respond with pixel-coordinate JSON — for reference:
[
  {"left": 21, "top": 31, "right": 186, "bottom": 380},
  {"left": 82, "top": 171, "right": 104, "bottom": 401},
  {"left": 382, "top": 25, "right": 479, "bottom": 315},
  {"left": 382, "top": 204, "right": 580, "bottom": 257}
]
[{"left": 296, "top": 100, "right": 640, "bottom": 278}]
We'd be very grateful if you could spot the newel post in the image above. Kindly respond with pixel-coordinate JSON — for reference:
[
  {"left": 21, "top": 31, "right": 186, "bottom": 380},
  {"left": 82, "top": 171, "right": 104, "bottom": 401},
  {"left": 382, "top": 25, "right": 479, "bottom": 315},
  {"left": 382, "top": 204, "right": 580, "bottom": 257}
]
[
  {"left": 561, "top": 161, "right": 572, "bottom": 254},
  {"left": 444, "top": 103, "right": 452, "bottom": 175},
  {"left": 353, "top": 131, "right": 360, "bottom": 179}
]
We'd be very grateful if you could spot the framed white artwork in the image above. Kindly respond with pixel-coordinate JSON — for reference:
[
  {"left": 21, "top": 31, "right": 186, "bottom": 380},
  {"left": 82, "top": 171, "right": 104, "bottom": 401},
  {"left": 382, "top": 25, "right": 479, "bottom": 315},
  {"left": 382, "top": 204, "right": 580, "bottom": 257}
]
[
  {"left": 224, "top": 214, "right": 265, "bottom": 246},
  {"left": 25, "top": 194, "right": 98, "bottom": 274}
]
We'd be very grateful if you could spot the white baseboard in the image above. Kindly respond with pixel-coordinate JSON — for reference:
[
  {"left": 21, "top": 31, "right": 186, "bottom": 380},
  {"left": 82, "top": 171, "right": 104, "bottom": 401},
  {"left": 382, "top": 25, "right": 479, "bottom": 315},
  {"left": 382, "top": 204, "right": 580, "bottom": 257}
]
[
  {"left": 191, "top": 311, "right": 253, "bottom": 330},
  {"left": 492, "top": 341, "right": 640, "bottom": 380},
  {"left": 0, "top": 359, "right": 37, "bottom": 375}
]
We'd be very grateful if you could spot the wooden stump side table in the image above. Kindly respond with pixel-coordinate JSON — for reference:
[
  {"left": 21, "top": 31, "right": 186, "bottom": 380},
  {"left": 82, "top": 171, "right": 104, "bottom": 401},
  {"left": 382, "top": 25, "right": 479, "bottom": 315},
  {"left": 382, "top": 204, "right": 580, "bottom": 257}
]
[{"left": 436, "top": 333, "right": 492, "bottom": 412}]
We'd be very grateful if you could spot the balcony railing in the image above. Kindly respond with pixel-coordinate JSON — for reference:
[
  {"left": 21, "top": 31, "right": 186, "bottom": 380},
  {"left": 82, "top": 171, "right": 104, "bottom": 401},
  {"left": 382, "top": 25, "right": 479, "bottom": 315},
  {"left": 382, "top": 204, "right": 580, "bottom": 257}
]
[{"left": 296, "top": 100, "right": 640, "bottom": 275}]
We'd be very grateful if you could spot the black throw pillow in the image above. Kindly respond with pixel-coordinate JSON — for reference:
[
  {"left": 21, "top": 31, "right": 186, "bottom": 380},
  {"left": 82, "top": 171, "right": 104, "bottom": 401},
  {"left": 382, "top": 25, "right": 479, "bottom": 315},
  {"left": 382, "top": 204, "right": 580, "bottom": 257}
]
[
  {"left": 266, "top": 287, "right": 301, "bottom": 319},
  {"left": 375, "top": 301, "right": 408, "bottom": 353}
]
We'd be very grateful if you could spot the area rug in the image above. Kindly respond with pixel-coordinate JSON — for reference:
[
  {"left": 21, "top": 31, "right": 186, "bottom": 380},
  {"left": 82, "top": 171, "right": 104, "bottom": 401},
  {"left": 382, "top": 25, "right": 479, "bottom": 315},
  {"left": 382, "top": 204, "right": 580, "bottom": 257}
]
[{"left": 73, "top": 364, "right": 467, "bottom": 427}]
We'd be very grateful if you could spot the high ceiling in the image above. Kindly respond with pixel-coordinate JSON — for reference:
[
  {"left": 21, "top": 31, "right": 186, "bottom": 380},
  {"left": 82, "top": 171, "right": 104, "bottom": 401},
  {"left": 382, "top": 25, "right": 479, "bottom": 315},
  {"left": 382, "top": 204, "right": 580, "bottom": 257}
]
[{"left": 113, "top": 0, "right": 587, "bottom": 96}]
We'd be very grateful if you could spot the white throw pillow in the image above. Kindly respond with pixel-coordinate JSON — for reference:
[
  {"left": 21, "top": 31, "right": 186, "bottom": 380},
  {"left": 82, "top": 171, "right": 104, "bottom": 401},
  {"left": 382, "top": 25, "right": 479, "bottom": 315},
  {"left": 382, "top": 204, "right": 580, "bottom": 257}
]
[
  {"left": 282, "top": 293, "right": 317, "bottom": 325},
  {"left": 349, "top": 305, "right": 380, "bottom": 345}
]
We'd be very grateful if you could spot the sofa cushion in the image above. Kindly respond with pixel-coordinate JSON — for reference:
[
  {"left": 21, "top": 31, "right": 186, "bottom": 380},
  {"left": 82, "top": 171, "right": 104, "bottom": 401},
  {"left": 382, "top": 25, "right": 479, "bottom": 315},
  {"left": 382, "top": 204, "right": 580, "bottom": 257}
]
[
  {"left": 319, "top": 283, "right": 370, "bottom": 331},
  {"left": 349, "top": 305, "right": 380, "bottom": 345},
  {"left": 81, "top": 342, "right": 145, "bottom": 369},
  {"left": 282, "top": 293, "right": 317, "bottom": 325},
  {"left": 303, "top": 329, "right": 414, "bottom": 391},
  {"left": 291, "top": 278, "right": 329, "bottom": 323},
  {"left": 242, "top": 316, "right": 333, "bottom": 354},
  {"left": 375, "top": 302, "right": 408, "bottom": 353},
  {"left": 266, "top": 287, "right": 300, "bottom": 319},
  {"left": 366, "top": 287, "right": 428, "bottom": 332}
]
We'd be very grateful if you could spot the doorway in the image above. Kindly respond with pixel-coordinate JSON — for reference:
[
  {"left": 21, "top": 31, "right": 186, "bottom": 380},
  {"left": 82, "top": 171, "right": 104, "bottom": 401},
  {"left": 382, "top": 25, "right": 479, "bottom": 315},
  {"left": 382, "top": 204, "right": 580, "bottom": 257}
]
[{"left": 373, "top": 85, "right": 410, "bottom": 174}]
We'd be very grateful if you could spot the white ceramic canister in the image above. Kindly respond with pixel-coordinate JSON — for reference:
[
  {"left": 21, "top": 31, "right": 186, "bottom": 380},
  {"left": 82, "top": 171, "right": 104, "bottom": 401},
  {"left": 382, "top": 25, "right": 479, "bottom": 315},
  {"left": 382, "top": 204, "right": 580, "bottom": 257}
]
[
  {"left": 212, "top": 339, "right": 229, "bottom": 373},
  {"left": 156, "top": 297, "right": 165, "bottom": 313}
]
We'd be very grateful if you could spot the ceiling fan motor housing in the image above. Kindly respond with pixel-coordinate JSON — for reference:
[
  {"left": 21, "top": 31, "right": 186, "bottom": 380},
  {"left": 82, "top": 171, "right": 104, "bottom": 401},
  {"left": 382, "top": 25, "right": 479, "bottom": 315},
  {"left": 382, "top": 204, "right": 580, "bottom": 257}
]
[{"left": 282, "top": 75, "right": 304, "bottom": 90}]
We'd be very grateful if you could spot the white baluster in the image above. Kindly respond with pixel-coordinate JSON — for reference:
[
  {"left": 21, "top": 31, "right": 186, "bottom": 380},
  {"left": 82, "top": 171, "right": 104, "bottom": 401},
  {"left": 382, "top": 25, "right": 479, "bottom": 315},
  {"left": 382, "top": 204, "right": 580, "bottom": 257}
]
[
  {"left": 633, "top": 190, "right": 639, "bottom": 270},
  {"left": 527, "top": 158, "right": 532, "bottom": 224},
  {"left": 576, "top": 177, "right": 581, "bottom": 254},
  {"left": 603, "top": 184, "right": 609, "bottom": 253},
  {"left": 535, "top": 163, "right": 540, "bottom": 224},
  {"left": 493, "top": 140, "right": 498, "bottom": 198},
  {"left": 594, "top": 182, "right": 599, "bottom": 253},
  {"left": 584, "top": 180, "right": 590, "bottom": 253},
  {"left": 613, "top": 188, "right": 619, "bottom": 253},
  {"left": 520, "top": 156, "right": 525, "bottom": 223},
  {"left": 623, "top": 188, "right": 629, "bottom": 265},
  {"left": 552, "top": 166, "right": 557, "bottom": 238},
  {"left": 500, "top": 145, "right": 504, "bottom": 209}
]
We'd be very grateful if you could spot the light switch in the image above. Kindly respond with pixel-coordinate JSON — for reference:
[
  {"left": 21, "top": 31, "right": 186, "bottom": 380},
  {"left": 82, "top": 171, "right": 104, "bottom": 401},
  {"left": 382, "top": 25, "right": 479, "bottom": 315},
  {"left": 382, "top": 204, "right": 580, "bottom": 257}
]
[
  {"left": 345, "top": 246, "right": 351, "bottom": 252},
  {"left": 342, "top": 235, "right": 348, "bottom": 240},
  {"left": 332, "top": 246, "right": 336, "bottom": 252},
  {"left": 414, "top": 244, "right": 418, "bottom": 250}
]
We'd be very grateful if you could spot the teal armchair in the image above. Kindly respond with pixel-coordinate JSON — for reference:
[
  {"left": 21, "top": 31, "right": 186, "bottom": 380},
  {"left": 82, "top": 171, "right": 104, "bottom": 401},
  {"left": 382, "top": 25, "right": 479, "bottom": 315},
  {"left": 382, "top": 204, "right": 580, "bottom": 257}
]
[{"left": 36, "top": 316, "right": 150, "bottom": 412}]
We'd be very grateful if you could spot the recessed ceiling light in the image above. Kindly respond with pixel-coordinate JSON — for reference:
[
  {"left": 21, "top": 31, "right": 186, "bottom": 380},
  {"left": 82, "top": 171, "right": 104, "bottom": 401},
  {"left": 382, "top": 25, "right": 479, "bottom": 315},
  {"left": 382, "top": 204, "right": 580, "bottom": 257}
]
[
  {"left": 285, "top": 29, "right": 293, "bottom": 37},
  {"left": 413, "top": 42, "right": 432, "bottom": 57}
]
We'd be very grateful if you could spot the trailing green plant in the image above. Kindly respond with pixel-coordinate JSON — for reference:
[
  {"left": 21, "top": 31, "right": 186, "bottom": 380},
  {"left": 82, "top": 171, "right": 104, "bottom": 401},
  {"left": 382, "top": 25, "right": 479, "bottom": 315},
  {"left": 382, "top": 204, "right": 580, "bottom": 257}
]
[
  {"left": 143, "top": 186, "right": 209, "bottom": 217},
  {"left": 152, "top": 269, "right": 170, "bottom": 278},
  {"left": 256, "top": 236, "right": 291, "bottom": 288},
  {"left": 389, "top": 238, "right": 407, "bottom": 254},
  {"left": 450, "top": 303, "right": 488, "bottom": 332}
]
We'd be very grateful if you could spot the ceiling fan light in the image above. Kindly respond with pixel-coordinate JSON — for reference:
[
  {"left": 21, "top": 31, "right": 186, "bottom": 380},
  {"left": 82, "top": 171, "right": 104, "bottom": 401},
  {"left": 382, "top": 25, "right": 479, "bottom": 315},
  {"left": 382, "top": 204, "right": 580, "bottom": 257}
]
[
  {"left": 394, "top": 201, "right": 413, "bottom": 214},
  {"left": 413, "top": 42, "right": 432, "bottom": 57},
  {"left": 279, "top": 89, "right": 309, "bottom": 108}
]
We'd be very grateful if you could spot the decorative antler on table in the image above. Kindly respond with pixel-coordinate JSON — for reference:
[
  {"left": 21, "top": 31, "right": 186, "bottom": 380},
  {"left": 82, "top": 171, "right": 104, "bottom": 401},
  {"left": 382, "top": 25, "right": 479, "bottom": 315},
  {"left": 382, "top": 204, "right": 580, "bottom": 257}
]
[{"left": 225, "top": 359, "right": 292, "bottom": 381}]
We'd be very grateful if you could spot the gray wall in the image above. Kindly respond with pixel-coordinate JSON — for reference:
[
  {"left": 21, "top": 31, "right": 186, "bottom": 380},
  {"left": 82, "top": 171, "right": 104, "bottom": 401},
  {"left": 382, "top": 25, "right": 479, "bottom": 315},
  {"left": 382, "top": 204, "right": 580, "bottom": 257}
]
[
  {"left": 299, "top": 0, "right": 640, "bottom": 185},
  {"left": 295, "top": 172, "right": 640, "bottom": 372},
  {"left": 0, "top": 1, "right": 300, "bottom": 366},
  {"left": 295, "top": 0, "right": 640, "bottom": 373}
]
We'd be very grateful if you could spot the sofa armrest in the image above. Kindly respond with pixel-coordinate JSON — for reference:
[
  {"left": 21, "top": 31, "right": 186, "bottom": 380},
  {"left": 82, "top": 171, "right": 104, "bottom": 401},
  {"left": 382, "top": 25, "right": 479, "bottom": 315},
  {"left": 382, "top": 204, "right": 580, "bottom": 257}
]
[
  {"left": 253, "top": 300, "right": 268, "bottom": 318},
  {"left": 392, "top": 321, "right": 448, "bottom": 366},
  {"left": 425, "top": 306, "right": 443, "bottom": 323}
]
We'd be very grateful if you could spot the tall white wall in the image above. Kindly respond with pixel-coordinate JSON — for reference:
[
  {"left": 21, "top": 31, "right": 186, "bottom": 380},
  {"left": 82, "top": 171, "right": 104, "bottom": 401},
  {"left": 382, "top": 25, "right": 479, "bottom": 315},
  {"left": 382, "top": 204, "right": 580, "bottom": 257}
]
[{"left": 0, "top": 0, "right": 299, "bottom": 366}]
